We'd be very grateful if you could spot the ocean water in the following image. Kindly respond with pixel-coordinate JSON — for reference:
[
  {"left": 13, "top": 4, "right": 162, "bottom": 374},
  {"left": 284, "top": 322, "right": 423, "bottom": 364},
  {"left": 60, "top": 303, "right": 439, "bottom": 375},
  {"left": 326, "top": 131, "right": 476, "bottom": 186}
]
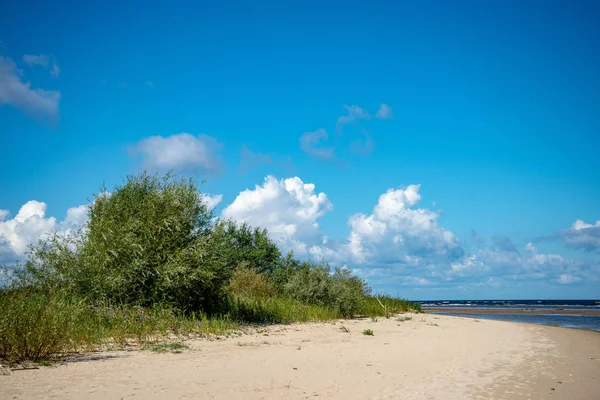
[{"left": 421, "top": 299, "right": 600, "bottom": 332}]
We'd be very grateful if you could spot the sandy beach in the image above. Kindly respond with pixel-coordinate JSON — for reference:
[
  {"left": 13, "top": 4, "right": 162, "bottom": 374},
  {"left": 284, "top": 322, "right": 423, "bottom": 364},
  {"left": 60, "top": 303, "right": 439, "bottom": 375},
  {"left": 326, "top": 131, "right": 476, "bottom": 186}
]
[{"left": 2, "top": 314, "right": 599, "bottom": 400}]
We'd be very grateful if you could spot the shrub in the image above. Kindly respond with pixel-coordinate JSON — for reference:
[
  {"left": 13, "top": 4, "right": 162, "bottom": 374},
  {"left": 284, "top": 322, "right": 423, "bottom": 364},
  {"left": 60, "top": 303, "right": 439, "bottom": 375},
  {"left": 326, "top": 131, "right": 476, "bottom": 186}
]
[
  {"left": 21, "top": 171, "right": 230, "bottom": 313},
  {"left": 211, "top": 220, "right": 281, "bottom": 275},
  {"left": 227, "top": 267, "right": 277, "bottom": 299},
  {"left": 362, "top": 329, "right": 374, "bottom": 336},
  {"left": 0, "top": 288, "right": 96, "bottom": 363},
  {"left": 281, "top": 261, "right": 369, "bottom": 318}
]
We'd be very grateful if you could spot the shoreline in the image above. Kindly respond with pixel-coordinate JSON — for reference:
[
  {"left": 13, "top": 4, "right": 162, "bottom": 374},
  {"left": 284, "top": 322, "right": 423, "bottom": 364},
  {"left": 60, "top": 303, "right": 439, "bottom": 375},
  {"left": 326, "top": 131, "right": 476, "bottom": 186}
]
[
  {"left": 424, "top": 307, "right": 600, "bottom": 316},
  {"left": 2, "top": 313, "right": 599, "bottom": 399}
]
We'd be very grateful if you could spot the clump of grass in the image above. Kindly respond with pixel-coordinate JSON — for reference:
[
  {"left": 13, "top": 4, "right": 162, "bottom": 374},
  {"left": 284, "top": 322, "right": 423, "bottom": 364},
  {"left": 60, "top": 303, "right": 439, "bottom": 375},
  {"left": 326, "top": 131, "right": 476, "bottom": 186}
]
[
  {"left": 371, "top": 316, "right": 378, "bottom": 322},
  {"left": 339, "top": 326, "right": 350, "bottom": 333},
  {"left": 359, "top": 295, "right": 421, "bottom": 317},
  {"left": 0, "top": 289, "right": 98, "bottom": 363},
  {"left": 227, "top": 294, "right": 340, "bottom": 324},
  {"left": 362, "top": 329, "right": 374, "bottom": 336},
  {"left": 426, "top": 322, "right": 439, "bottom": 327},
  {"left": 145, "top": 342, "right": 188, "bottom": 353},
  {"left": 396, "top": 316, "right": 412, "bottom": 322}
]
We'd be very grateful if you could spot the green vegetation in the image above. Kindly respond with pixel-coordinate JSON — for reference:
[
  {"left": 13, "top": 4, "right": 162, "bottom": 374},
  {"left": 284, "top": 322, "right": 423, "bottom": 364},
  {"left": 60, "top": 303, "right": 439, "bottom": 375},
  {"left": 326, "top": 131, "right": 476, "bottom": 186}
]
[
  {"left": 362, "top": 329, "right": 374, "bottom": 336},
  {"left": 144, "top": 342, "right": 188, "bottom": 354},
  {"left": 0, "top": 171, "right": 419, "bottom": 364}
]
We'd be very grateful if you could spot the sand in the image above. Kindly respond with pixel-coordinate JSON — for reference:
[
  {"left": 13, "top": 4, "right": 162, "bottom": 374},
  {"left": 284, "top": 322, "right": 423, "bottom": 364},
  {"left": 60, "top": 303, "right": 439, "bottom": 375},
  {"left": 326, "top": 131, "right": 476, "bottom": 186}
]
[{"left": 1, "top": 314, "right": 599, "bottom": 400}]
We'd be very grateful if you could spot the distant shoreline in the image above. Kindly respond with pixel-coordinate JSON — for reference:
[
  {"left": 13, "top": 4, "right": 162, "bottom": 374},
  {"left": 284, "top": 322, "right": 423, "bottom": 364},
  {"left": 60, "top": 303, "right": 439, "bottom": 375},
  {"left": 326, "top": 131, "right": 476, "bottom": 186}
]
[{"left": 424, "top": 307, "right": 600, "bottom": 316}]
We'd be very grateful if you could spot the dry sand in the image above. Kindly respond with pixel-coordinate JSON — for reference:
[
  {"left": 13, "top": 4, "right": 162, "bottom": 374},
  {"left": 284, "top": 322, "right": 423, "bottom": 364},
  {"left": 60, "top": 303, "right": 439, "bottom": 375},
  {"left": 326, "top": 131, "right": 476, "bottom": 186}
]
[{"left": 2, "top": 314, "right": 599, "bottom": 400}]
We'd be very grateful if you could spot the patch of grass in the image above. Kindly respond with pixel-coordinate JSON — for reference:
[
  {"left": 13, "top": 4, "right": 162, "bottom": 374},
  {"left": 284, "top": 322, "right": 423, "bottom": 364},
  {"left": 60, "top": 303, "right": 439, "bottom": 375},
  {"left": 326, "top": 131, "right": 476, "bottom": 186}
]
[
  {"left": 359, "top": 295, "right": 421, "bottom": 317},
  {"left": 0, "top": 289, "right": 98, "bottom": 363},
  {"left": 145, "top": 342, "right": 188, "bottom": 353},
  {"left": 396, "top": 316, "right": 412, "bottom": 322},
  {"left": 339, "top": 325, "right": 350, "bottom": 333},
  {"left": 371, "top": 316, "right": 378, "bottom": 322},
  {"left": 426, "top": 322, "right": 439, "bottom": 327},
  {"left": 227, "top": 294, "right": 340, "bottom": 324},
  {"left": 362, "top": 329, "right": 374, "bottom": 336},
  {"left": 36, "top": 360, "right": 52, "bottom": 367}
]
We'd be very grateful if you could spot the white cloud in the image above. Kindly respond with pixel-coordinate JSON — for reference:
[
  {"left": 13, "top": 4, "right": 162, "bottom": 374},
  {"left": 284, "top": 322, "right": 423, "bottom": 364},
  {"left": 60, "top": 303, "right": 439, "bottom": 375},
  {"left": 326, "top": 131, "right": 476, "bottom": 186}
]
[
  {"left": 201, "top": 194, "right": 223, "bottom": 210},
  {"left": 0, "top": 201, "right": 57, "bottom": 255},
  {"left": 299, "top": 129, "right": 336, "bottom": 161},
  {"left": 222, "top": 176, "right": 333, "bottom": 255},
  {"left": 0, "top": 56, "right": 61, "bottom": 120},
  {"left": 343, "top": 184, "right": 463, "bottom": 266},
  {"left": 375, "top": 104, "right": 392, "bottom": 119},
  {"left": 560, "top": 219, "right": 600, "bottom": 252},
  {"left": 23, "top": 54, "right": 60, "bottom": 78},
  {"left": 220, "top": 176, "right": 599, "bottom": 290},
  {"left": 132, "top": 133, "right": 223, "bottom": 174},
  {"left": 0, "top": 201, "right": 89, "bottom": 264}
]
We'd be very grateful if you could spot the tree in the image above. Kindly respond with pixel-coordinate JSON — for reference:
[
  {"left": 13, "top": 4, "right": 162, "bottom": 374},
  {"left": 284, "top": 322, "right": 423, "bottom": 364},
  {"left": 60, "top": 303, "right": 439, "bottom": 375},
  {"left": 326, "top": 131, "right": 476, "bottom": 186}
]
[{"left": 23, "top": 171, "right": 228, "bottom": 312}]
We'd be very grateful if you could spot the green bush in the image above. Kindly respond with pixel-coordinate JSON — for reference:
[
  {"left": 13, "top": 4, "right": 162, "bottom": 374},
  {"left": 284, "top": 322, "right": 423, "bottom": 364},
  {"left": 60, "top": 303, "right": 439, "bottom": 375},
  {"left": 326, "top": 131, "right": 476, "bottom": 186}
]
[
  {"left": 211, "top": 220, "right": 281, "bottom": 275},
  {"left": 227, "top": 267, "right": 277, "bottom": 299},
  {"left": 21, "top": 172, "right": 230, "bottom": 313},
  {"left": 0, "top": 288, "right": 96, "bottom": 363},
  {"left": 281, "top": 261, "right": 369, "bottom": 318}
]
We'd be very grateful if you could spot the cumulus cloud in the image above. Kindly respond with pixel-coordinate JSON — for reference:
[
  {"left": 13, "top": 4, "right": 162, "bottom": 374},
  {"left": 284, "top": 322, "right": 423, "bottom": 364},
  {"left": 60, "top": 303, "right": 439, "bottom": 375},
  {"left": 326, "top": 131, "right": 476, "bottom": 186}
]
[
  {"left": 0, "top": 201, "right": 89, "bottom": 264},
  {"left": 299, "top": 129, "right": 336, "bottom": 161},
  {"left": 343, "top": 184, "right": 464, "bottom": 267},
  {"left": 131, "top": 133, "right": 223, "bottom": 174},
  {"left": 222, "top": 176, "right": 333, "bottom": 255},
  {"left": 23, "top": 54, "right": 61, "bottom": 78},
  {"left": 560, "top": 219, "right": 600, "bottom": 252},
  {"left": 375, "top": 104, "right": 392, "bottom": 119},
  {"left": 219, "top": 176, "right": 599, "bottom": 290},
  {"left": 0, "top": 56, "right": 61, "bottom": 120}
]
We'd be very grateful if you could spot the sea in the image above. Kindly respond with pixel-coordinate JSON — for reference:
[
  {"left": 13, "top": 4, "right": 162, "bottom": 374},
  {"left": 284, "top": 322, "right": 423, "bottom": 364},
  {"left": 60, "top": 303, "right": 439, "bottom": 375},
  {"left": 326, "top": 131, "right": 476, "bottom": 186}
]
[{"left": 421, "top": 299, "right": 600, "bottom": 332}]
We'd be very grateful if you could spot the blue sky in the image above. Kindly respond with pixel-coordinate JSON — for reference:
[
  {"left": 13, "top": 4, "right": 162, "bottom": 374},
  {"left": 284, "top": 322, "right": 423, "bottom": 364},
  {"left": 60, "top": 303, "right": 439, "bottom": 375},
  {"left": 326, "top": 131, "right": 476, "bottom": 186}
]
[{"left": 1, "top": 0, "right": 599, "bottom": 299}]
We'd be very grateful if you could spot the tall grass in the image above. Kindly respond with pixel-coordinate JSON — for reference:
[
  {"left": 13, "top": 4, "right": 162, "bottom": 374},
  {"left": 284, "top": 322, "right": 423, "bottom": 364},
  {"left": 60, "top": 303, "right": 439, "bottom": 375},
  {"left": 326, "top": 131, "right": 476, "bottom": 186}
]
[
  {"left": 0, "top": 289, "right": 97, "bottom": 363},
  {"left": 360, "top": 295, "right": 421, "bottom": 317}
]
